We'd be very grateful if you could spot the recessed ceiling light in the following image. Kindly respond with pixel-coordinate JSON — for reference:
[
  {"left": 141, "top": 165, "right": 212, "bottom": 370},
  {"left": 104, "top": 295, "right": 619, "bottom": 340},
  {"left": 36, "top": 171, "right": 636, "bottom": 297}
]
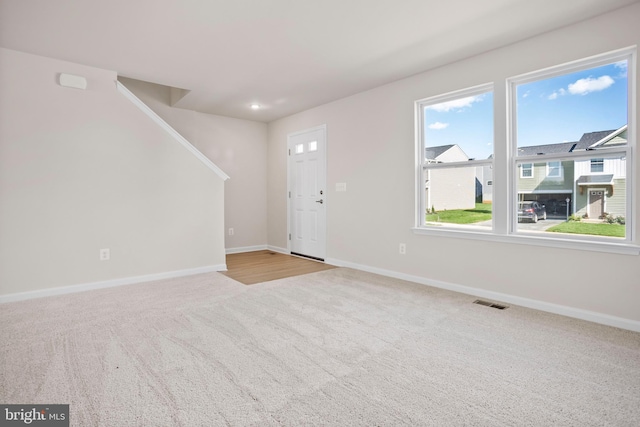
[{"left": 250, "top": 103, "right": 260, "bottom": 110}]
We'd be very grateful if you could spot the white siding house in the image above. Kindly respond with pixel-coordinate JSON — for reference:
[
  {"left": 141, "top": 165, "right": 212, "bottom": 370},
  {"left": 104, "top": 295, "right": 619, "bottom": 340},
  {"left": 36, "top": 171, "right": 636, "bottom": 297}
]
[
  {"left": 573, "top": 127, "right": 627, "bottom": 218},
  {"left": 425, "top": 145, "right": 476, "bottom": 212}
]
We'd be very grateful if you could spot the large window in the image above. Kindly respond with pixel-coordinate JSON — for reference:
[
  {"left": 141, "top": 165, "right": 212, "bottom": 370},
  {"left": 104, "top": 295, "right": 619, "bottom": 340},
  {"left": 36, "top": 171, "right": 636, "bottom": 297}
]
[
  {"left": 415, "top": 48, "right": 636, "bottom": 253},
  {"left": 512, "top": 51, "right": 630, "bottom": 239},
  {"left": 417, "top": 84, "right": 493, "bottom": 230}
]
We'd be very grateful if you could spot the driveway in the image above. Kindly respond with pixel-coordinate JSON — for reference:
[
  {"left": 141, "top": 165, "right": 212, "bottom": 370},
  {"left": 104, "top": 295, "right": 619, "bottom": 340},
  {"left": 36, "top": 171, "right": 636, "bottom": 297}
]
[{"left": 517, "top": 218, "right": 565, "bottom": 231}]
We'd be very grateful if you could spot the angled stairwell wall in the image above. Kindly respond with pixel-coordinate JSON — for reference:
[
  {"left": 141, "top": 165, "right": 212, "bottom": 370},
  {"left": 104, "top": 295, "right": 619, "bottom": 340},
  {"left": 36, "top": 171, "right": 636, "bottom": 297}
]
[
  {"left": 117, "top": 77, "right": 269, "bottom": 253},
  {"left": 0, "top": 48, "right": 228, "bottom": 300}
]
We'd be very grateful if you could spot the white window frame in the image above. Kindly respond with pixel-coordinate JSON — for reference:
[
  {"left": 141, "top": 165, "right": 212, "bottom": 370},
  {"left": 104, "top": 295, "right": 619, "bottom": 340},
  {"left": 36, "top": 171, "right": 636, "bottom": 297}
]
[
  {"left": 546, "top": 161, "right": 563, "bottom": 178},
  {"left": 591, "top": 158, "right": 605, "bottom": 173},
  {"left": 508, "top": 48, "right": 634, "bottom": 247},
  {"left": 520, "top": 163, "right": 534, "bottom": 178},
  {"left": 413, "top": 47, "right": 638, "bottom": 255},
  {"left": 415, "top": 83, "right": 494, "bottom": 231}
]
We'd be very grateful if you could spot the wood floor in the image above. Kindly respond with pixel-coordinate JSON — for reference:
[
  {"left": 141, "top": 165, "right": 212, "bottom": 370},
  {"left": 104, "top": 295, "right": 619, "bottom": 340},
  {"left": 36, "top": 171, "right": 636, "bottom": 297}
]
[{"left": 221, "top": 250, "right": 336, "bottom": 285}]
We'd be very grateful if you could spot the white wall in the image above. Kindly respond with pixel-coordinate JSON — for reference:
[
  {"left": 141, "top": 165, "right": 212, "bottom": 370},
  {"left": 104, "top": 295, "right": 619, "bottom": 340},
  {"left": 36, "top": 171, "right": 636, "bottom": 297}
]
[
  {"left": 0, "top": 48, "right": 226, "bottom": 297},
  {"left": 267, "top": 4, "right": 640, "bottom": 325},
  {"left": 119, "top": 78, "right": 268, "bottom": 252}
]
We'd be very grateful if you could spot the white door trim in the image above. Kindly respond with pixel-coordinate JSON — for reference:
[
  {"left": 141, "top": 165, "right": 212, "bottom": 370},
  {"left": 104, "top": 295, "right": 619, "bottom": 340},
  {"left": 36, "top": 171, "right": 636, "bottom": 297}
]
[{"left": 287, "top": 124, "right": 327, "bottom": 259}]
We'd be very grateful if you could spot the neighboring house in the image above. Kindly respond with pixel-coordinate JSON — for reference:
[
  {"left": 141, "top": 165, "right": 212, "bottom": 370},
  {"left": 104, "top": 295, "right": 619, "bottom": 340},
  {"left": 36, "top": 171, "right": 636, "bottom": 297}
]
[
  {"left": 517, "top": 126, "right": 627, "bottom": 218},
  {"left": 425, "top": 144, "right": 476, "bottom": 212},
  {"left": 477, "top": 158, "right": 493, "bottom": 203},
  {"left": 574, "top": 126, "right": 627, "bottom": 219}
]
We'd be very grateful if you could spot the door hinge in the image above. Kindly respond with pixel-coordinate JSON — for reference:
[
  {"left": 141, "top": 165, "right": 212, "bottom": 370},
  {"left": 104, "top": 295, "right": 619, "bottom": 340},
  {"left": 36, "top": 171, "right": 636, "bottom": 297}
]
[
  {"left": 288, "top": 149, "right": 291, "bottom": 155},
  {"left": 289, "top": 233, "right": 291, "bottom": 240},
  {"left": 288, "top": 191, "right": 291, "bottom": 198}
]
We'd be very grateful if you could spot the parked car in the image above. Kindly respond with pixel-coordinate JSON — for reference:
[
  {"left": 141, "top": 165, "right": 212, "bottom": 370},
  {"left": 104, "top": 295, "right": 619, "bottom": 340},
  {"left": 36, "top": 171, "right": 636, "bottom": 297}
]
[{"left": 518, "top": 201, "right": 547, "bottom": 223}]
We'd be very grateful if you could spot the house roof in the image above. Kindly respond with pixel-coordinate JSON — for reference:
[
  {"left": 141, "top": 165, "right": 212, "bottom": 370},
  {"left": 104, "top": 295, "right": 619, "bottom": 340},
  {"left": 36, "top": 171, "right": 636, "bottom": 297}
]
[
  {"left": 517, "top": 128, "right": 623, "bottom": 156},
  {"left": 517, "top": 141, "right": 583, "bottom": 156},
  {"left": 589, "top": 125, "right": 628, "bottom": 148},
  {"left": 579, "top": 130, "right": 617, "bottom": 145},
  {"left": 425, "top": 145, "right": 456, "bottom": 161}
]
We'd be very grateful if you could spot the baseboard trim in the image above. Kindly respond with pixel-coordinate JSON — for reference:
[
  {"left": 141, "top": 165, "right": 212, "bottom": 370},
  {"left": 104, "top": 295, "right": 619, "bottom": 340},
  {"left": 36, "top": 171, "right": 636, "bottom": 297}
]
[
  {"left": 267, "top": 245, "right": 289, "bottom": 255},
  {"left": 225, "top": 245, "right": 290, "bottom": 255},
  {"left": 325, "top": 257, "right": 640, "bottom": 333},
  {"left": 225, "top": 245, "right": 289, "bottom": 255},
  {"left": 0, "top": 264, "right": 227, "bottom": 304},
  {"left": 226, "top": 245, "right": 268, "bottom": 254}
]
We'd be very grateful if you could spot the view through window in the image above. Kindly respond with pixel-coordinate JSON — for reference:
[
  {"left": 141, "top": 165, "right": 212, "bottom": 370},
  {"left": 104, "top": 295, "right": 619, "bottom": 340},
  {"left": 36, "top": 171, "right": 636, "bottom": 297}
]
[
  {"left": 420, "top": 85, "right": 494, "bottom": 229},
  {"left": 514, "top": 57, "right": 629, "bottom": 239},
  {"left": 416, "top": 48, "right": 634, "bottom": 249}
]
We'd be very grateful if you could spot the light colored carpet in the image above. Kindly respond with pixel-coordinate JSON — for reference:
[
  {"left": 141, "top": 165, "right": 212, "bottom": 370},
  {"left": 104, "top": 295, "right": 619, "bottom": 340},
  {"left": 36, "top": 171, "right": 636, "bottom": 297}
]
[{"left": 1, "top": 268, "right": 639, "bottom": 426}]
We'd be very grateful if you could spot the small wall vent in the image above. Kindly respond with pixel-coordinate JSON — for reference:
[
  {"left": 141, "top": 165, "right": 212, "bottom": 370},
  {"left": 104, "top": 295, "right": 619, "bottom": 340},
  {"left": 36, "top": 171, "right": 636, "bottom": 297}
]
[{"left": 473, "top": 299, "right": 508, "bottom": 310}]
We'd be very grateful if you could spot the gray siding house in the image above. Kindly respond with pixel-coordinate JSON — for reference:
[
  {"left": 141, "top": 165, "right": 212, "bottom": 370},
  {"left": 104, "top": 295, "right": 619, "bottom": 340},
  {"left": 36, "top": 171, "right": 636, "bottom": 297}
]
[{"left": 517, "top": 126, "right": 627, "bottom": 219}]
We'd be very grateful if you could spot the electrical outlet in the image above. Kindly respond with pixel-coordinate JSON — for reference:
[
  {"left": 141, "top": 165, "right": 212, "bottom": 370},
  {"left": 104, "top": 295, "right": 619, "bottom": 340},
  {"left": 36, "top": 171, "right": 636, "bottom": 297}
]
[
  {"left": 100, "top": 248, "right": 110, "bottom": 261},
  {"left": 399, "top": 243, "right": 406, "bottom": 255},
  {"left": 228, "top": 228, "right": 234, "bottom": 236}
]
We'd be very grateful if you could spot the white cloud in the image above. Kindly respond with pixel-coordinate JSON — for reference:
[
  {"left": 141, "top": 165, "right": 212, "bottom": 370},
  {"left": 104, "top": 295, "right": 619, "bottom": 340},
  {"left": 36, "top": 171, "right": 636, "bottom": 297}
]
[
  {"left": 426, "top": 95, "right": 481, "bottom": 112},
  {"left": 614, "top": 60, "right": 627, "bottom": 70},
  {"left": 568, "top": 75, "right": 614, "bottom": 95},
  {"left": 428, "top": 122, "right": 449, "bottom": 130},
  {"left": 548, "top": 88, "right": 566, "bottom": 100},
  {"left": 614, "top": 61, "right": 628, "bottom": 78}
]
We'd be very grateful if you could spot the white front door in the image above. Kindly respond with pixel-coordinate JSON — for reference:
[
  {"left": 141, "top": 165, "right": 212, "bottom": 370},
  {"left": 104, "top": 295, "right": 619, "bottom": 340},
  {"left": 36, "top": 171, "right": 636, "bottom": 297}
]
[{"left": 288, "top": 125, "right": 326, "bottom": 260}]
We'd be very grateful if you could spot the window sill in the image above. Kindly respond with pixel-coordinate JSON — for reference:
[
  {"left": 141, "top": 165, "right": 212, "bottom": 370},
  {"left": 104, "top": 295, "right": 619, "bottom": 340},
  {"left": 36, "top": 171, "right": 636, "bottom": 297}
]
[{"left": 412, "top": 226, "right": 640, "bottom": 255}]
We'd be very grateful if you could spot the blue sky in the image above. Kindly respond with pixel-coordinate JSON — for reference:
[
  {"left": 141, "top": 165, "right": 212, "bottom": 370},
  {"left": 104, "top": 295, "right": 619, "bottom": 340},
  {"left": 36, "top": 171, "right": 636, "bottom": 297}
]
[{"left": 424, "top": 61, "right": 628, "bottom": 160}]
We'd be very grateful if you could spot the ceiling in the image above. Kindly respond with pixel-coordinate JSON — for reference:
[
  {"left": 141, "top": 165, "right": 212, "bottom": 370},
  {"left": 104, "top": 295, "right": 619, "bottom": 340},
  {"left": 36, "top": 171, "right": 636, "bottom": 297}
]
[{"left": 1, "top": 0, "right": 638, "bottom": 122}]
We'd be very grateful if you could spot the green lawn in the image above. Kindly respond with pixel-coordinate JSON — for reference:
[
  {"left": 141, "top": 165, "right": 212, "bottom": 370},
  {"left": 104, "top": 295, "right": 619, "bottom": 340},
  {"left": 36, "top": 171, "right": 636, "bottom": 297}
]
[
  {"left": 426, "top": 203, "right": 492, "bottom": 224},
  {"left": 426, "top": 204, "right": 624, "bottom": 237},
  {"left": 546, "top": 221, "right": 625, "bottom": 238}
]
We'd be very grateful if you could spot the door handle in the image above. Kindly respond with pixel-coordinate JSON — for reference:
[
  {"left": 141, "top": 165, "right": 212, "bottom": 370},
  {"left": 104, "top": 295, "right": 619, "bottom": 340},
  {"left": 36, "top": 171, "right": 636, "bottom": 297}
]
[{"left": 315, "top": 199, "right": 324, "bottom": 204}]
